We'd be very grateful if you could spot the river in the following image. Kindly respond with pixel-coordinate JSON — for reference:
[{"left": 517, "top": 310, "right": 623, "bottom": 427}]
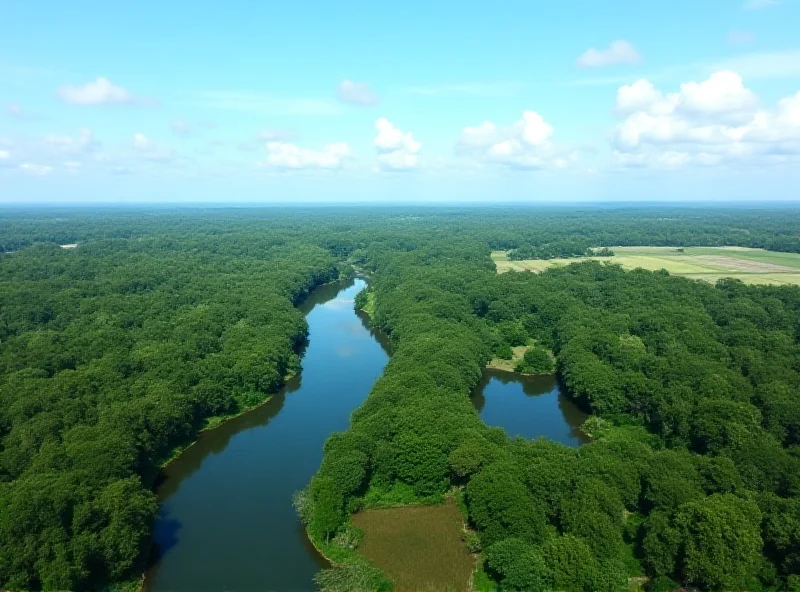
[
  {"left": 144, "top": 280, "right": 586, "bottom": 591},
  {"left": 144, "top": 279, "right": 389, "bottom": 592}
]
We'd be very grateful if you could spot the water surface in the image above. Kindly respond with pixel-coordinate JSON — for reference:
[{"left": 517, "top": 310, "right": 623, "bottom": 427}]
[
  {"left": 144, "top": 279, "right": 388, "bottom": 591},
  {"left": 472, "top": 369, "right": 588, "bottom": 447}
]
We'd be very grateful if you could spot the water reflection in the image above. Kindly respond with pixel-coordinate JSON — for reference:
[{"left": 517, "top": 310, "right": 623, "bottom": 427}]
[
  {"left": 471, "top": 369, "right": 589, "bottom": 447},
  {"left": 144, "top": 279, "right": 389, "bottom": 592}
]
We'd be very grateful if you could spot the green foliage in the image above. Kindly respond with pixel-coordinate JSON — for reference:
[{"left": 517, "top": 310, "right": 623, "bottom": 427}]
[
  {"left": 495, "top": 344, "right": 514, "bottom": 360},
  {"left": 467, "top": 463, "right": 550, "bottom": 546},
  {"left": 675, "top": 493, "right": 763, "bottom": 590},
  {"left": 542, "top": 534, "right": 628, "bottom": 592},
  {"left": 5, "top": 208, "right": 800, "bottom": 590},
  {"left": 309, "top": 476, "right": 346, "bottom": 542},
  {"left": 0, "top": 216, "right": 342, "bottom": 588},
  {"left": 314, "top": 557, "right": 394, "bottom": 592},
  {"left": 484, "top": 538, "right": 547, "bottom": 591},
  {"left": 514, "top": 346, "right": 554, "bottom": 374}
]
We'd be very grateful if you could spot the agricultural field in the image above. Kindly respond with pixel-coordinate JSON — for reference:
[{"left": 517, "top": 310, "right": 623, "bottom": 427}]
[
  {"left": 351, "top": 500, "right": 474, "bottom": 592},
  {"left": 492, "top": 246, "right": 800, "bottom": 285}
]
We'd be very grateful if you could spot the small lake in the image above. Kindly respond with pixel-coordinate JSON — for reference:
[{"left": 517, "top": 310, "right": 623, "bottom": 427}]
[
  {"left": 144, "top": 278, "right": 389, "bottom": 592},
  {"left": 472, "top": 369, "right": 589, "bottom": 447}
]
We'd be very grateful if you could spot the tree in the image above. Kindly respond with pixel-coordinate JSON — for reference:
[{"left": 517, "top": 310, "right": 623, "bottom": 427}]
[
  {"left": 467, "top": 463, "right": 550, "bottom": 546},
  {"left": 675, "top": 493, "right": 763, "bottom": 590},
  {"left": 309, "top": 476, "right": 346, "bottom": 542},
  {"left": 484, "top": 538, "right": 547, "bottom": 591},
  {"left": 515, "top": 346, "right": 554, "bottom": 374}
]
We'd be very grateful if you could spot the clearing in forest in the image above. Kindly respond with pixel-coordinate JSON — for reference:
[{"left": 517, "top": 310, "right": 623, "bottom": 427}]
[
  {"left": 486, "top": 344, "right": 531, "bottom": 372},
  {"left": 352, "top": 499, "right": 474, "bottom": 592},
  {"left": 492, "top": 246, "right": 800, "bottom": 285}
]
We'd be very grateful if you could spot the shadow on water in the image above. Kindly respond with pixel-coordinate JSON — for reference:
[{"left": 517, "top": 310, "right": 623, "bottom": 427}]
[
  {"left": 143, "top": 278, "right": 390, "bottom": 592},
  {"left": 471, "top": 368, "right": 589, "bottom": 447}
]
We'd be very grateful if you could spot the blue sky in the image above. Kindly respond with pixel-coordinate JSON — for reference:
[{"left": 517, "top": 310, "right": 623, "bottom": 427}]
[{"left": 2, "top": 0, "right": 800, "bottom": 203}]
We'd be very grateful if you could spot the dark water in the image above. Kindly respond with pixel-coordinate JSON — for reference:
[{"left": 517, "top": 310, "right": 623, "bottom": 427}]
[
  {"left": 144, "top": 279, "right": 389, "bottom": 592},
  {"left": 472, "top": 369, "right": 589, "bottom": 447}
]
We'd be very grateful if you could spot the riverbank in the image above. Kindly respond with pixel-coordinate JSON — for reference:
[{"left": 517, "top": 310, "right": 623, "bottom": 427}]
[{"left": 143, "top": 279, "right": 390, "bottom": 592}]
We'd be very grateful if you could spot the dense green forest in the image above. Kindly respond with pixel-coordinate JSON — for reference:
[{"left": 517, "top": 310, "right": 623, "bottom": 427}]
[{"left": 2, "top": 206, "right": 800, "bottom": 591}]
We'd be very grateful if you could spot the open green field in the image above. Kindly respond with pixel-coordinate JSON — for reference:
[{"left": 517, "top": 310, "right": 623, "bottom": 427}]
[
  {"left": 352, "top": 500, "right": 474, "bottom": 592},
  {"left": 492, "top": 246, "right": 800, "bottom": 285}
]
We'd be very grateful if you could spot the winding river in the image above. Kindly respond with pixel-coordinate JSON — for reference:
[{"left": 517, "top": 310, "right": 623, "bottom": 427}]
[
  {"left": 144, "top": 279, "right": 389, "bottom": 592},
  {"left": 143, "top": 280, "right": 586, "bottom": 591}
]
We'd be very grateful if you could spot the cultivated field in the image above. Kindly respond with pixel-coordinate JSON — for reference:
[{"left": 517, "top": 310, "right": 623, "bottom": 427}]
[
  {"left": 352, "top": 500, "right": 474, "bottom": 592},
  {"left": 492, "top": 246, "right": 800, "bottom": 285}
]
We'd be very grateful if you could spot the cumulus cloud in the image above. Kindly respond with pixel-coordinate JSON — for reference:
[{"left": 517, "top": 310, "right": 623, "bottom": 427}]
[
  {"left": 337, "top": 80, "right": 379, "bottom": 106},
  {"left": 263, "top": 142, "right": 351, "bottom": 170},
  {"left": 19, "top": 163, "right": 53, "bottom": 176},
  {"left": 457, "top": 111, "right": 573, "bottom": 170},
  {"left": 57, "top": 77, "right": 148, "bottom": 106},
  {"left": 374, "top": 118, "right": 421, "bottom": 171},
  {"left": 612, "top": 70, "right": 800, "bottom": 169},
  {"left": 577, "top": 40, "right": 642, "bottom": 68}
]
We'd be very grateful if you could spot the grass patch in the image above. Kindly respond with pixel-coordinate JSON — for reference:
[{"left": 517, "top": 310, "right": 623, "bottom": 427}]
[
  {"left": 486, "top": 344, "right": 531, "bottom": 372},
  {"left": 492, "top": 246, "right": 800, "bottom": 286},
  {"left": 361, "top": 481, "right": 446, "bottom": 509},
  {"left": 352, "top": 498, "right": 474, "bottom": 592}
]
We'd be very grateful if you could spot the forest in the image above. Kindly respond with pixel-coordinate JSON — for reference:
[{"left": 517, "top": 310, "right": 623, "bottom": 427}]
[{"left": 2, "top": 206, "right": 800, "bottom": 591}]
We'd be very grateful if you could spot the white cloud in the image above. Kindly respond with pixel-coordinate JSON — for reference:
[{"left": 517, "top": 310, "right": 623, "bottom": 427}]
[
  {"left": 374, "top": 118, "right": 421, "bottom": 171},
  {"left": 743, "top": 0, "right": 781, "bottom": 10},
  {"left": 337, "top": 80, "right": 379, "bottom": 106},
  {"left": 456, "top": 110, "right": 572, "bottom": 170},
  {"left": 0, "top": 150, "right": 9, "bottom": 159},
  {"left": 679, "top": 71, "right": 758, "bottom": 116},
  {"left": 57, "top": 77, "right": 147, "bottom": 106},
  {"left": 263, "top": 142, "right": 350, "bottom": 170},
  {"left": 727, "top": 30, "right": 756, "bottom": 44},
  {"left": 19, "top": 163, "right": 53, "bottom": 176},
  {"left": 133, "top": 133, "right": 151, "bottom": 150},
  {"left": 577, "top": 40, "right": 642, "bottom": 68},
  {"left": 612, "top": 71, "right": 800, "bottom": 169}
]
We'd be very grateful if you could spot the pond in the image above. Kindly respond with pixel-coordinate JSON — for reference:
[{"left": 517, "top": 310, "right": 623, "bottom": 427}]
[
  {"left": 472, "top": 369, "right": 589, "bottom": 447},
  {"left": 144, "top": 278, "right": 389, "bottom": 591}
]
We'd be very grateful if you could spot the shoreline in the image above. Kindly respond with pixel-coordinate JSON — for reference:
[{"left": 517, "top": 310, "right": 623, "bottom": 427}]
[
  {"left": 155, "top": 273, "right": 355, "bottom": 472},
  {"left": 139, "top": 276, "right": 353, "bottom": 591}
]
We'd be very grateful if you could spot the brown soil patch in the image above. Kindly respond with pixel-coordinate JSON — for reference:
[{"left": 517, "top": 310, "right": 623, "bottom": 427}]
[{"left": 352, "top": 499, "right": 473, "bottom": 592}]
